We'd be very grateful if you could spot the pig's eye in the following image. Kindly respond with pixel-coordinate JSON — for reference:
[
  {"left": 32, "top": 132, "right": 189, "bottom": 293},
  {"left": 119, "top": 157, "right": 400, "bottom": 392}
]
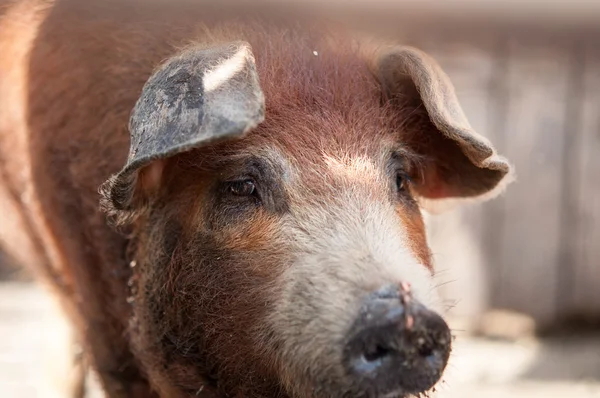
[
  {"left": 227, "top": 179, "right": 257, "bottom": 197},
  {"left": 396, "top": 172, "right": 410, "bottom": 192}
]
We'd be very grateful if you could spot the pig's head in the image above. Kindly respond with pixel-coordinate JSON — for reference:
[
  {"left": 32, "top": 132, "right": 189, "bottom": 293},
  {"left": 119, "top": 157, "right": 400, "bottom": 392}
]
[{"left": 100, "top": 32, "right": 512, "bottom": 398}]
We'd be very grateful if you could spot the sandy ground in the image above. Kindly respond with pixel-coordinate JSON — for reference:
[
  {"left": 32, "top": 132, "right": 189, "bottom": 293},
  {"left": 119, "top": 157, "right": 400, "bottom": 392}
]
[{"left": 1, "top": 280, "right": 599, "bottom": 398}]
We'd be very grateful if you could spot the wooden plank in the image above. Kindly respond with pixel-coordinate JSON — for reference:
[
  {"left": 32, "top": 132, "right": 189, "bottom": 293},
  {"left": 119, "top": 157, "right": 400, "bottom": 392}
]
[
  {"left": 554, "top": 43, "right": 585, "bottom": 319},
  {"left": 496, "top": 40, "right": 571, "bottom": 326},
  {"left": 225, "top": 0, "right": 600, "bottom": 39},
  {"left": 568, "top": 45, "right": 600, "bottom": 317},
  {"left": 481, "top": 38, "right": 512, "bottom": 315}
]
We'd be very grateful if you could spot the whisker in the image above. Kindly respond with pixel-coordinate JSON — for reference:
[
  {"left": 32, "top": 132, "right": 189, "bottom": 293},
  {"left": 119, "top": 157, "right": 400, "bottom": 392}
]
[{"left": 435, "top": 279, "right": 457, "bottom": 288}]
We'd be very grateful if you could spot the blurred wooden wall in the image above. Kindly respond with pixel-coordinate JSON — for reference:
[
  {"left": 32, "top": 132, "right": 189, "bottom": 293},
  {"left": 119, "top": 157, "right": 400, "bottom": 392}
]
[
  {"left": 3, "top": 0, "right": 599, "bottom": 331},
  {"left": 401, "top": 32, "right": 600, "bottom": 330}
]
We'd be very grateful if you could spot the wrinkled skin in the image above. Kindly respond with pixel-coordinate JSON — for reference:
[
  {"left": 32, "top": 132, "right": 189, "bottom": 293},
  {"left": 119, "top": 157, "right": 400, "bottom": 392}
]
[{"left": 0, "top": 1, "right": 512, "bottom": 397}]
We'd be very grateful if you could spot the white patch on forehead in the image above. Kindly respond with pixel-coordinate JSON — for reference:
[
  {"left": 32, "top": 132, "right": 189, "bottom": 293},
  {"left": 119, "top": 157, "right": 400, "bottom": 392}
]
[{"left": 322, "top": 153, "right": 383, "bottom": 182}]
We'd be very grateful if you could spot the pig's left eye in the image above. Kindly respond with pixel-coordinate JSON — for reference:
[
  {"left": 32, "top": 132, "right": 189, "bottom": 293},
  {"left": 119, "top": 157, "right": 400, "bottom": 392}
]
[
  {"left": 227, "top": 179, "right": 257, "bottom": 197},
  {"left": 395, "top": 172, "right": 411, "bottom": 192}
]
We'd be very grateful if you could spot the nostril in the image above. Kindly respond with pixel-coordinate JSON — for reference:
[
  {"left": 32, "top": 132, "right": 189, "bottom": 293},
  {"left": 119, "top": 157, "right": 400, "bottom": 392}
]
[
  {"left": 416, "top": 337, "right": 434, "bottom": 358},
  {"left": 344, "top": 291, "right": 452, "bottom": 396}
]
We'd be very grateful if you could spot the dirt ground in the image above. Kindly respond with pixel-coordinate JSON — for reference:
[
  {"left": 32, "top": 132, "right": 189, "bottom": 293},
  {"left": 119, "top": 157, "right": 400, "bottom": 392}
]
[{"left": 1, "top": 280, "right": 599, "bottom": 398}]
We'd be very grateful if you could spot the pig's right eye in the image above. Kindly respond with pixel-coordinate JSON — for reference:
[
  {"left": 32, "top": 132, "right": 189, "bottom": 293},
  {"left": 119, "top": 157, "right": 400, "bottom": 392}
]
[{"left": 227, "top": 179, "right": 257, "bottom": 197}]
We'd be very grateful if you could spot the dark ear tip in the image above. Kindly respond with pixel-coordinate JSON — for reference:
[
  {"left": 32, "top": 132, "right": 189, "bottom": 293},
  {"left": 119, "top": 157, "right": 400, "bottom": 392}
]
[
  {"left": 99, "top": 171, "right": 136, "bottom": 212},
  {"left": 466, "top": 156, "right": 516, "bottom": 199},
  {"left": 99, "top": 170, "right": 149, "bottom": 228}
]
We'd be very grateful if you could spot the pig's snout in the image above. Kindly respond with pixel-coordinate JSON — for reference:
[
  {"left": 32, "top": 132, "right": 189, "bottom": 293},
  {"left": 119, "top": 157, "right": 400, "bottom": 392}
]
[{"left": 343, "top": 284, "right": 451, "bottom": 396}]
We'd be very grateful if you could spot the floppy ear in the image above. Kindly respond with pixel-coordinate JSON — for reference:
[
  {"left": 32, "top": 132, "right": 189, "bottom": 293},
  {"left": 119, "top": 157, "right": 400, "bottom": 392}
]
[
  {"left": 375, "top": 46, "right": 513, "bottom": 211},
  {"left": 100, "top": 41, "right": 264, "bottom": 223}
]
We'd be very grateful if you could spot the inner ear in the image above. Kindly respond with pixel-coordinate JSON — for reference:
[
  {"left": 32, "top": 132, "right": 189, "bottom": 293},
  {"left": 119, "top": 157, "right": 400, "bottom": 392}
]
[
  {"left": 134, "top": 160, "right": 167, "bottom": 205},
  {"left": 409, "top": 131, "right": 506, "bottom": 200}
]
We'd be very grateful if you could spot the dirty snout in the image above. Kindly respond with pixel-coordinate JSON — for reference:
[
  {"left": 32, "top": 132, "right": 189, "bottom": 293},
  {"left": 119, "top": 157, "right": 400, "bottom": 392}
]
[{"left": 344, "top": 283, "right": 451, "bottom": 396}]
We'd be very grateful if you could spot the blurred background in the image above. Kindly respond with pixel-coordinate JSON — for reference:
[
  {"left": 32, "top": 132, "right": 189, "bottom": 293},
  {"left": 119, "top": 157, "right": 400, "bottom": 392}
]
[{"left": 1, "top": 0, "right": 599, "bottom": 397}]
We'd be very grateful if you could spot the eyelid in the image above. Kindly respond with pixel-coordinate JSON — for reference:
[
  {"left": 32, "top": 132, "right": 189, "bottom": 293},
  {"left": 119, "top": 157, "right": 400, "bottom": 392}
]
[
  {"left": 221, "top": 168, "right": 260, "bottom": 183},
  {"left": 220, "top": 161, "right": 264, "bottom": 181}
]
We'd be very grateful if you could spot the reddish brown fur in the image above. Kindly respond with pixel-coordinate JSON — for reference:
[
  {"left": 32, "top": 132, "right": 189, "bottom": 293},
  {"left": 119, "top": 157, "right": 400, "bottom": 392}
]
[
  {"left": 0, "top": 1, "right": 449, "bottom": 397},
  {"left": 396, "top": 207, "right": 432, "bottom": 270}
]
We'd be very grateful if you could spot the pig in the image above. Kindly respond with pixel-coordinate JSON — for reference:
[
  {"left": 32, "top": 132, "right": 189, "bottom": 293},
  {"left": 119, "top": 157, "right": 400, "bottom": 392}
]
[{"left": 0, "top": 0, "right": 513, "bottom": 397}]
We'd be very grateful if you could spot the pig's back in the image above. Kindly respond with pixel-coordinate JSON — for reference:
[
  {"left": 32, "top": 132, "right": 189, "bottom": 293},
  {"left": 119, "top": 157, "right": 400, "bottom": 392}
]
[{"left": 0, "top": 0, "right": 186, "bottom": 283}]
